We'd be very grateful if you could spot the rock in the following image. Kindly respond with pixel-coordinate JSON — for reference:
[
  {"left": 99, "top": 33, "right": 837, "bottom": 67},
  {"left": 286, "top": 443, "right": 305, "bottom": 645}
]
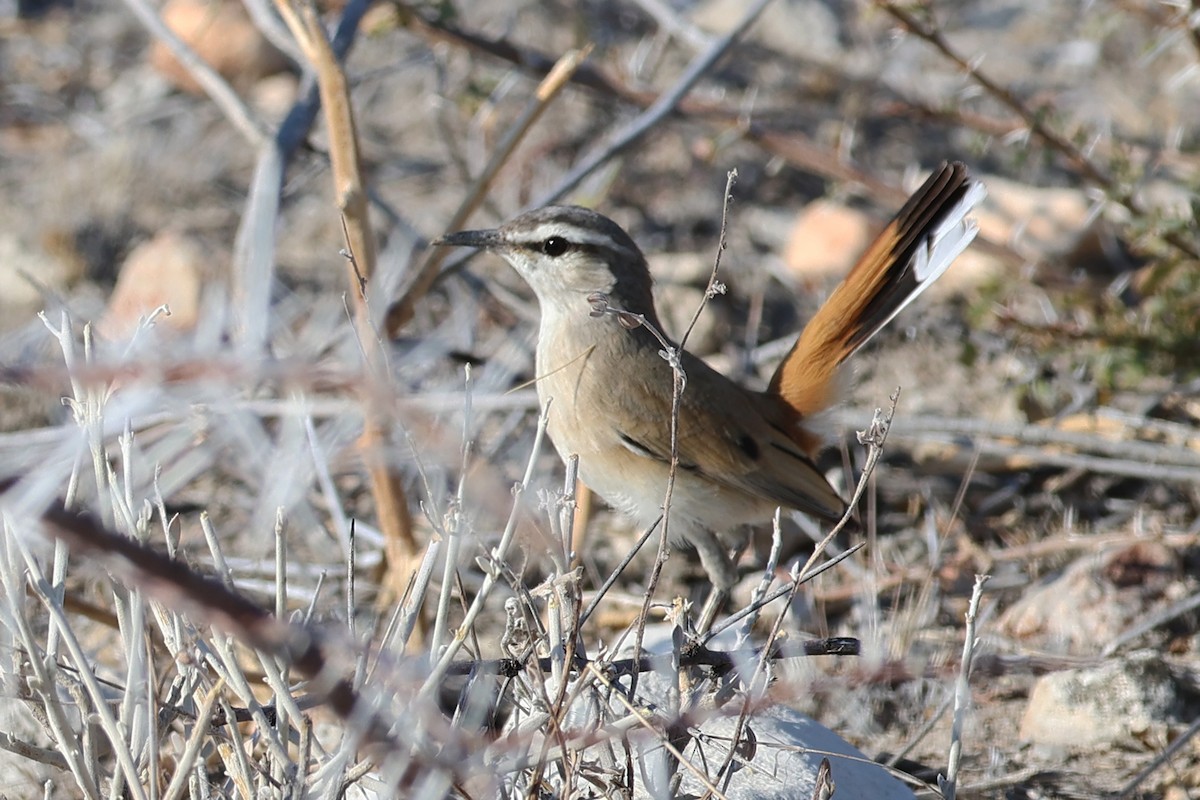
[
  {"left": 998, "top": 541, "right": 1182, "bottom": 653},
  {"left": 1019, "top": 651, "right": 1185, "bottom": 750},
  {"left": 149, "top": 0, "right": 289, "bottom": 95},
  {"left": 99, "top": 231, "right": 204, "bottom": 339},
  {"left": 635, "top": 694, "right": 915, "bottom": 798},
  {"left": 972, "top": 175, "right": 1091, "bottom": 261},
  {"left": 500, "top": 625, "right": 916, "bottom": 799},
  {"left": 249, "top": 72, "right": 299, "bottom": 124},
  {"left": 783, "top": 200, "right": 874, "bottom": 281}
]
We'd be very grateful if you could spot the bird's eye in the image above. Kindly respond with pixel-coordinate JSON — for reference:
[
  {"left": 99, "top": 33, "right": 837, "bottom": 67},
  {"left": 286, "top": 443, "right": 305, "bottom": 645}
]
[{"left": 542, "top": 237, "right": 569, "bottom": 257}]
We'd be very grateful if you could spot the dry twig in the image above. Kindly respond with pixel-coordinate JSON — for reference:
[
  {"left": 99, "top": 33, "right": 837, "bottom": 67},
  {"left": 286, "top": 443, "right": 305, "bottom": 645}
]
[{"left": 273, "top": 0, "right": 418, "bottom": 611}]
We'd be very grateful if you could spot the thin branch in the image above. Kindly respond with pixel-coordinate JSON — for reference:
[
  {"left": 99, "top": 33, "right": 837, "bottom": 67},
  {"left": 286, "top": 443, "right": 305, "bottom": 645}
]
[
  {"left": 400, "top": 5, "right": 1014, "bottom": 246},
  {"left": 1103, "top": 589, "right": 1200, "bottom": 658},
  {"left": 939, "top": 574, "right": 989, "bottom": 800},
  {"left": 1116, "top": 707, "right": 1200, "bottom": 799},
  {"left": 118, "top": 0, "right": 271, "bottom": 146},
  {"left": 417, "top": 405, "right": 552, "bottom": 702},
  {"left": 679, "top": 168, "right": 736, "bottom": 350},
  {"left": 627, "top": 0, "right": 711, "bottom": 50},
  {"left": 0, "top": 730, "right": 69, "bottom": 771},
  {"left": 241, "top": 0, "right": 306, "bottom": 66},
  {"left": 274, "top": 0, "right": 419, "bottom": 596},
  {"left": 587, "top": 663, "right": 731, "bottom": 800},
  {"left": 532, "top": 0, "right": 775, "bottom": 207},
  {"left": 386, "top": 47, "right": 593, "bottom": 335},
  {"left": 20, "top": 492, "right": 396, "bottom": 745},
  {"left": 231, "top": 0, "right": 371, "bottom": 349},
  {"left": 578, "top": 516, "right": 661, "bottom": 627},
  {"left": 876, "top": 0, "right": 1200, "bottom": 263}
]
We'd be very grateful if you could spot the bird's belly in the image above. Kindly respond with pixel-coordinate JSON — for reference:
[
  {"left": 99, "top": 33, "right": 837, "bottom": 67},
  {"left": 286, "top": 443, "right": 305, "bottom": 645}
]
[{"left": 536, "top": 337, "right": 776, "bottom": 541}]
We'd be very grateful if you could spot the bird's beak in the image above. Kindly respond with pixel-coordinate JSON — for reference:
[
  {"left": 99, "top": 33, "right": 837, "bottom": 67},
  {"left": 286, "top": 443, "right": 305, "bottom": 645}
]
[{"left": 431, "top": 229, "right": 504, "bottom": 248}]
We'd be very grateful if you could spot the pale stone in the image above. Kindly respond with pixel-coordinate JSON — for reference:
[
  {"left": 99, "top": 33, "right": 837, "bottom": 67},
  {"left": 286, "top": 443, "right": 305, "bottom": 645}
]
[
  {"left": 1020, "top": 651, "right": 1183, "bottom": 750},
  {"left": 972, "top": 175, "right": 1091, "bottom": 259},
  {"left": 100, "top": 231, "right": 204, "bottom": 339},
  {"left": 150, "top": 0, "right": 288, "bottom": 95},
  {"left": 783, "top": 200, "right": 874, "bottom": 280}
]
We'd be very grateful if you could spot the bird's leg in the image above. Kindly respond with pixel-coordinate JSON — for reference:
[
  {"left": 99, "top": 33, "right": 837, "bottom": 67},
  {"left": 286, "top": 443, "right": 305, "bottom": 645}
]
[
  {"left": 697, "top": 589, "right": 726, "bottom": 634},
  {"left": 691, "top": 528, "right": 736, "bottom": 633}
]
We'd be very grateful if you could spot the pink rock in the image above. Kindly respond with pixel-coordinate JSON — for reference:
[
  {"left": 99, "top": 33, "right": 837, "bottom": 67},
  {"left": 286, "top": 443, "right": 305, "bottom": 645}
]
[
  {"left": 100, "top": 231, "right": 203, "bottom": 339},
  {"left": 150, "top": 0, "right": 288, "bottom": 95}
]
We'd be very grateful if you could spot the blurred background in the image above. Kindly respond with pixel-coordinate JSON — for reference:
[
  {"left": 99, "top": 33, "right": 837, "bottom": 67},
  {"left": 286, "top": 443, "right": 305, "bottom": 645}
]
[{"left": 0, "top": 1, "right": 1198, "bottom": 797}]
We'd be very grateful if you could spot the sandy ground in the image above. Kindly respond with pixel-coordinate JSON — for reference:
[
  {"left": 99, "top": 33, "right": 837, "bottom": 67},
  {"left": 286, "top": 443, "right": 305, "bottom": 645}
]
[{"left": 1, "top": 0, "right": 1198, "bottom": 797}]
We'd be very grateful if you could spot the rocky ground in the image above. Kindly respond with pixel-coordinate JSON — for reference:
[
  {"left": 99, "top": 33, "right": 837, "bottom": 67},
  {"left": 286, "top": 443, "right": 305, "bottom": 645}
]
[{"left": 1, "top": 0, "right": 1199, "bottom": 797}]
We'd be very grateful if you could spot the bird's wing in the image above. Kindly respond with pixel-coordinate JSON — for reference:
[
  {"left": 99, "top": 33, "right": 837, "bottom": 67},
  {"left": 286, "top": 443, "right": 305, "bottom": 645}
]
[{"left": 609, "top": 350, "right": 846, "bottom": 522}]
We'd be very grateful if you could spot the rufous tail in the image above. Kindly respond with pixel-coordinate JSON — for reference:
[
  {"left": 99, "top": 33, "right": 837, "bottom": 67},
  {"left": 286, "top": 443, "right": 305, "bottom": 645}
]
[{"left": 769, "top": 161, "right": 987, "bottom": 421}]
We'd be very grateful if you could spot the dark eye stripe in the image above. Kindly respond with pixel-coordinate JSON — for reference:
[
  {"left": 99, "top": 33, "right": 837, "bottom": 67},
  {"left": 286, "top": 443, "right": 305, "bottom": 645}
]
[{"left": 516, "top": 230, "right": 638, "bottom": 263}]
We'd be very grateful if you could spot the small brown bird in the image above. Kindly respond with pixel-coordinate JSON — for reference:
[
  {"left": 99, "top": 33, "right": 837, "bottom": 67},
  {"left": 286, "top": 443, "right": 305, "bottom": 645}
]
[{"left": 435, "top": 163, "right": 985, "bottom": 613}]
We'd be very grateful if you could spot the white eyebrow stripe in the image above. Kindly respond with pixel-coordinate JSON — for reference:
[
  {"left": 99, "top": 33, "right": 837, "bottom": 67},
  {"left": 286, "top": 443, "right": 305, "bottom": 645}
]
[
  {"left": 514, "top": 222, "right": 640, "bottom": 257},
  {"left": 520, "top": 223, "right": 608, "bottom": 245}
]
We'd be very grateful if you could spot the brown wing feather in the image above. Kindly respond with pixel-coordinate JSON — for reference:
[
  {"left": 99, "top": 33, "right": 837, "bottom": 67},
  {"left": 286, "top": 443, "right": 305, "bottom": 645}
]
[{"left": 614, "top": 350, "right": 847, "bottom": 522}]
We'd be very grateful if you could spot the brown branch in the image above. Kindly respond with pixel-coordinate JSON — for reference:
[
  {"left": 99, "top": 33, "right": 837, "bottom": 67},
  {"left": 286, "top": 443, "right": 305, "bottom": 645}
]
[
  {"left": 403, "top": 10, "right": 652, "bottom": 107},
  {"left": 274, "top": 1, "right": 418, "bottom": 613}
]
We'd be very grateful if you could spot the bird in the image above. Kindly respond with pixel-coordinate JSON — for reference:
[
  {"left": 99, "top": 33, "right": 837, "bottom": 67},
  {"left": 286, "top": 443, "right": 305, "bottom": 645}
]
[{"left": 433, "top": 162, "right": 986, "bottom": 622}]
